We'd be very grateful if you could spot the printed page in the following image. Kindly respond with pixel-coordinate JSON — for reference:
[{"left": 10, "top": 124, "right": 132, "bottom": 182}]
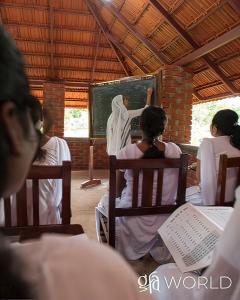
[
  {"left": 158, "top": 203, "right": 222, "bottom": 273},
  {"left": 197, "top": 206, "right": 233, "bottom": 230}
]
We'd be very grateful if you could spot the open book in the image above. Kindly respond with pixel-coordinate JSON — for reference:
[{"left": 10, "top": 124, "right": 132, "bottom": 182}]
[{"left": 158, "top": 203, "right": 233, "bottom": 273}]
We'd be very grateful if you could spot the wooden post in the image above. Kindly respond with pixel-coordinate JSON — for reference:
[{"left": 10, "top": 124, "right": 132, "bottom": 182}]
[{"left": 80, "top": 141, "right": 101, "bottom": 188}]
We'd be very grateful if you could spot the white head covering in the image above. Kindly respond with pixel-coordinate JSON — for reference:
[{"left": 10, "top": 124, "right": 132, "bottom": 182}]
[{"left": 106, "top": 95, "right": 129, "bottom": 156}]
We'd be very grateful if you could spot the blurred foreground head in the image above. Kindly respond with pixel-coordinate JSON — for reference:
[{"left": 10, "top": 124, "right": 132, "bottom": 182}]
[{"left": 0, "top": 26, "right": 38, "bottom": 197}]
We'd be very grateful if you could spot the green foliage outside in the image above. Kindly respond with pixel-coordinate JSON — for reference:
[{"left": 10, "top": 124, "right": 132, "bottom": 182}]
[
  {"left": 64, "top": 108, "right": 89, "bottom": 137},
  {"left": 191, "top": 96, "right": 240, "bottom": 145}
]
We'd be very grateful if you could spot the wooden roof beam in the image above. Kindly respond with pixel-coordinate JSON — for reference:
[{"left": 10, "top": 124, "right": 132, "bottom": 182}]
[
  {"left": 91, "top": 29, "right": 101, "bottom": 82},
  {"left": 187, "top": 0, "right": 228, "bottom": 31},
  {"left": 14, "top": 38, "right": 111, "bottom": 49},
  {"left": 101, "top": 0, "right": 167, "bottom": 64},
  {"left": 195, "top": 80, "right": 223, "bottom": 91},
  {"left": 23, "top": 52, "right": 119, "bottom": 62},
  {"left": 149, "top": 0, "right": 199, "bottom": 47},
  {"left": 26, "top": 65, "right": 126, "bottom": 75},
  {"left": 49, "top": 0, "right": 55, "bottom": 80},
  {"left": 175, "top": 25, "right": 240, "bottom": 65},
  {"left": 109, "top": 42, "right": 132, "bottom": 76},
  {"left": 228, "top": 0, "right": 240, "bottom": 12},
  {"left": 85, "top": 0, "right": 148, "bottom": 74},
  {"left": 29, "top": 78, "right": 91, "bottom": 87},
  {"left": 1, "top": 2, "right": 91, "bottom": 16},
  {"left": 132, "top": 3, "right": 149, "bottom": 25},
  {"left": 149, "top": 0, "right": 238, "bottom": 93},
  {"left": 4, "top": 21, "right": 98, "bottom": 33},
  {"left": 196, "top": 92, "right": 240, "bottom": 102}
]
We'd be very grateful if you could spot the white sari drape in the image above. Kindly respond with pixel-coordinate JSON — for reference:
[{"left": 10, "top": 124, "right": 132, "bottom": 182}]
[{"left": 106, "top": 95, "right": 129, "bottom": 156}]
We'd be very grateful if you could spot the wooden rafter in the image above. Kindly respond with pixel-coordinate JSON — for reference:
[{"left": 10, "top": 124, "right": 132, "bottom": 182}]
[
  {"left": 85, "top": 0, "right": 148, "bottom": 74},
  {"left": 228, "top": 0, "right": 240, "bottom": 12},
  {"left": 169, "top": 0, "right": 185, "bottom": 13},
  {"left": 91, "top": 28, "right": 101, "bottom": 82},
  {"left": 197, "top": 92, "right": 240, "bottom": 102},
  {"left": 4, "top": 21, "right": 98, "bottom": 33},
  {"left": 110, "top": 42, "right": 131, "bottom": 76},
  {"left": 149, "top": 0, "right": 238, "bottom": 94},
  {"left": 49, "top": 0, "right": 55, "bottom": 80},
  {"left": 101, "top": 1, "right": 167, "bottom": 64},
  {"left": 1, "top": 2, "right": 91, "bottom": 16},
  {"left": 187, "top": 0, "right": 228, "bottom": 31},
  {"left": 133, "top": 2, "right": 149, "bottom": 25},
  {"left": 14, "top": 38, "right": 111, "bottom": 49},
  {"left": 195, "top": 80, "right": 223, "bottom": 91},
  {"left": 23, "top": 52, "right": 119, "bottom": 62},
  {"left": 29, "top": 78, "right": 90, "bottom": 87},
  {"left": 175, "top": 25, "right": 240, "bottom": 65},
  {"left": 26, "top": 65, "right": 126, "bottom": 75}
]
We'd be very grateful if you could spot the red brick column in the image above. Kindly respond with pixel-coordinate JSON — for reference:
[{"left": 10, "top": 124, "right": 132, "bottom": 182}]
[
  {"left": 160, "top": 66, "right": 193, "bottom": 144},
  {"left": 43, "top": 82, "right": 65, "bottom": 137}
]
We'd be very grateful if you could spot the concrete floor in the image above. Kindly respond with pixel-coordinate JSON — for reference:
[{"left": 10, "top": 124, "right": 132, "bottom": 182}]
[
  {"left": 70, "top": 169, "right": 159, "bottom": 275},
  {"left": 71, "top": 170, "right": 109, "bottom": 240}
]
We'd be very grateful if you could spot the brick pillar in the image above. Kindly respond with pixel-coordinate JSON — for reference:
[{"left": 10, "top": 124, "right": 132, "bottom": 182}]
[
  {"left": 43, "top": 82, "right": 65, "bottom": 137},
  {"left": 159, "top": 66, "right": 193, "bottom": 144}
]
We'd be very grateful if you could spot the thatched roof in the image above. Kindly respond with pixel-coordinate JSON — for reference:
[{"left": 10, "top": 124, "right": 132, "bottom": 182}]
[{"left": 1, "top": 0, "right": 239, "bottom": 107}]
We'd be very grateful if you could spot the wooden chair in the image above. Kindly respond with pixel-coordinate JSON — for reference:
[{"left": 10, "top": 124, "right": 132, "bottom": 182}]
[
  {"left": 96, "top": 154, "right": 188, "bottom": 248},
  {"left": 2, "top": 161, "right": 71, "bottom": 227},
  {"left": 0, "top": 224, "right": 84, "bottom": 242},
  {"left": 216, "top": 154, "right": 240, "bottom": 206}
]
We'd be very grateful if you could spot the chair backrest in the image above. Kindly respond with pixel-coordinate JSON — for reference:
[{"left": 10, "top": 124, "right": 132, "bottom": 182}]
[
  {"left": 0, "top": 224, "right": 84, "bottom": 242},
  {"left": 108, "top": 154, "right": 188, "bottom": 247},
  {"left": 216, "top": 154, "right": 240, "bottom": 206},
  {"left": 3, "top": 161, "right": 71, "bottom": 226}
]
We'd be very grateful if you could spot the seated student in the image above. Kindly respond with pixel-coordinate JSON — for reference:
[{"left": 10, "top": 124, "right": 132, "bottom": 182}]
[
  {"left": 149, "top": 186, "right": 240, "bottom": 300},
  {"left": 98, "top": 106, "right": 182, "bottom": 262},
  {"left": 107, "top": 88, "right": 152, "bottom": 156},
  {"left": 28, "top": 97, "right": 71, "bottom": 224},
  {"left": 0, "top": 26, "right": 153, "bottom": 300},
  {"left": 187, "top": 109, "right": 240, "bottom": 205}
]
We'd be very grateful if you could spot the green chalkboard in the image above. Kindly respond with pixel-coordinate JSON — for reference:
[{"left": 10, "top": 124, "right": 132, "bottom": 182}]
[{"left": 90, "top": 75, "right": 158, "bottom": 138}]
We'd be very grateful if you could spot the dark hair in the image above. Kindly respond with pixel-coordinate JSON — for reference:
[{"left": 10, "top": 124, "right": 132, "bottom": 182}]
[
  {"left": 140, "top": 106, "right": 167, "bottom": 159},
  {"left": 0, "top": 26, "right": 32, "bottom": 297},
  {"left": 27, "top": 95, "right": 43, "bottom": 125},
  {"left": 0, "top": 26, "right": 32, "bottom": 193},
  {"left": 27, "top": 96, "right": 46, "bottom": 161},
  {"left": 212, "top": 109, "right": 240, "bottom": 150}
]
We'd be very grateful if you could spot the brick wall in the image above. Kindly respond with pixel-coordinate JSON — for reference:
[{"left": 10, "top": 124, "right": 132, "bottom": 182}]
[
  {"left": 43, "top": 82, "right": 65, "bottom": 137},
  {"left": 160, "top": 66, "right": 193, "bottom": 144},
  {"left": 65, "top": 138, "right": 108, "bottom": 170}
]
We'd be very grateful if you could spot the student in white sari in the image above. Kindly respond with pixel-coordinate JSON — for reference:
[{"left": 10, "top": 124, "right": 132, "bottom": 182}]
[
  {"left": 0, "top": 27, "right": 153, "bottom": 300},
  {"left": 98, "top": 106, "right": 181, "bottom": 262},
  {"left": 150, "top": 186, "right": 240, "bottom": 300},
  {"left": 28, "top": 98, "right": 71, "bottom": 224},
  {"left": 106, "top": 88, "right": 152, "bottom": 156},
  {"left": 187, "top": 109, "right": 240, "bottom": 205}
]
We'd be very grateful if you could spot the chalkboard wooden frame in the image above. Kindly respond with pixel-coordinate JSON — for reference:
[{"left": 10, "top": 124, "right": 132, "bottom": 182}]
[{"left": 89, "top": 74, "right": 160, "bottom": 138}]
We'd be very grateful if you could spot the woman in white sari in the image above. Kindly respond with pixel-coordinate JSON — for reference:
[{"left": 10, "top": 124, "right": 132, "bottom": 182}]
[
  {"left": 98, "top": 106, "right": 181, "bottom": 262},
  {"left": 29, "top": 98, "right": 71, "bottom": 224},
  {"left": 187, "top": 109, "right": 240, "bottom": 205},
  {"left": 106, "top": 88, "right": 152, "bottom": 156}
]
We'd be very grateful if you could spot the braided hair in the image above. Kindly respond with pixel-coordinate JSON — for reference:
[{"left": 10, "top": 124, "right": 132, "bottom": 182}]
[{"left": 140, "top": 106, "right": 167, "bottom": 159}]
